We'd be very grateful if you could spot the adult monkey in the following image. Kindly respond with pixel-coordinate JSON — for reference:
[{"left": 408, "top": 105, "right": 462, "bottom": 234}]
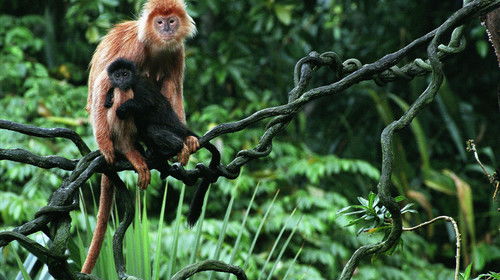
[{"left": 83, "top": 0, "right": 197, "bottom": 274}]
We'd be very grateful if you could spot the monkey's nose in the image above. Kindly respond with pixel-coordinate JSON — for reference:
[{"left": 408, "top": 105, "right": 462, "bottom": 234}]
[{"left": 164, "top": 16, "right": 179, "bottom": 34}]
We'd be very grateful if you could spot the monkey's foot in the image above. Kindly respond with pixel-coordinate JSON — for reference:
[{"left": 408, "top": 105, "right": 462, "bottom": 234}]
[
  {"left": 138, "top": 169, "right": 151, "bottom": 190},
  {"left": 177, "top": 143, "right": 190, "bottom": 166},
  {"left": 124, "top": 150, "right": 151, "bottom": 189}
]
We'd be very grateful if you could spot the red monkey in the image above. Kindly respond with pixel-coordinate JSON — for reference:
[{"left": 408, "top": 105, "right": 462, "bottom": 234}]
[{"left": 82, "top": 0, "right": 196, "bottom": 274}]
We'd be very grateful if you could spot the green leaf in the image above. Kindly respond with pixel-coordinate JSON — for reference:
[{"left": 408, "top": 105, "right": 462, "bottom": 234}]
[
  {"left": 394, "top": 195, "right": 406, "bottom": 202},
  {"left": 423, "top": 168, "right": 456, "bottom": 195},
  {"left": 357, "top": 196, "right": 369, "bottom": 207},
  {"left": 444, "top": 170, "right": 476, "bottom": 243},
  {"left": 85, "top": 26, "right": 100, "bottom": 43},
  {"left": 274, "top": 4, "right": 294, "bottom": 25},
  {"left": 388, "top": 93, "right": 430, "bottom": 169},
  {"left": 436, "top": 95, "right": 466, "bottom": 161},
  {"left": 11, "top": 246, "right": 32, "bottom": 280},
  {"left": 102, "top": 0, "right": 119, "bottom": 7},
  {"left": 475, "top": 40, "right": 489, "bottom": 58},
  {"left": 6, "top": 46, "right": 24, "bottom": 60},
  {"left": 462, "top": 263, "right": 472, "bottom": 280}
]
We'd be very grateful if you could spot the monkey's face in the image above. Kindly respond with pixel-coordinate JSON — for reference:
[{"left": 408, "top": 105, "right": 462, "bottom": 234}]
[
  {"left": 139, "top": 2, "right": 196, "bottom": 50},
  {"left": 149, "top": 11, "right": 195, "bottom": 48},
  {"left": 111, "top": 69, "right": 134, "bottom": 90},
  {"left": 153, "top": 15, "right": 180, "bottom": 39}
]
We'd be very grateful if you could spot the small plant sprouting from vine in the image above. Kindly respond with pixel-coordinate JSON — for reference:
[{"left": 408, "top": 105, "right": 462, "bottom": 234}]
[{"left": 338, "top": 192, "right": 417, "bottom": 235}]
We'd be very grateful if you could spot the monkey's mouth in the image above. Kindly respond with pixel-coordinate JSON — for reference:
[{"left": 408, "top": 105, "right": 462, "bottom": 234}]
[{"left": 160, "top": 34, "right": 177, "bottom": 41}]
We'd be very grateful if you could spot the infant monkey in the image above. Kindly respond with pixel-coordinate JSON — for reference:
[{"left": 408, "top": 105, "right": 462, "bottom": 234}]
[
  {"left": 105, "top": 58, "right": 199, "bottom": 165},
  {"left": 106, "top": 58, "right": 220, "bottom": 225}
]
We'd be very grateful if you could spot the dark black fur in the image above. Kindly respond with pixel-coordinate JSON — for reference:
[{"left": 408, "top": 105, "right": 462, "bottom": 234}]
[
  {"left": 106, "top": 58, "right": 220, "bottom": 226},
  {"left": 105, "top": 58, "right": 137, "bottom": 108},
  {"left": 104, "top": 88, "right": 114, "bottom": 108}
]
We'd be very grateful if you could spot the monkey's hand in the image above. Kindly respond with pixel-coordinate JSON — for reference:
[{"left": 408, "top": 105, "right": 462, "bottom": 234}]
[
  {"left": 104, "top": 101, "right": 113, "bottom": 108},
  {"left": 184, "top": 136, "right": 200, "bottom": 154},
  {"left": 116, "top": 106, "right": 128, "bottom": 119}
]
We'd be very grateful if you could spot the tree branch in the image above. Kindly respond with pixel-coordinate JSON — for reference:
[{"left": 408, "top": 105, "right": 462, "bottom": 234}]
[
  {"left": 0, "top": 120, "right": 91, "bottom": 155},
  {"left": 0, "top": 1, "right": 499, "bottom": 280},
  {"left": 403, "top": 216, "right": 461, "bottom": 280},
  {"left": 170, "top": 260, "right": 248, "bottom": 280}
]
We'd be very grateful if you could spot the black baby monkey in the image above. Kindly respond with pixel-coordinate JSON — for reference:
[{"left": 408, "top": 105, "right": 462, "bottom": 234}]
[
  {"left": 106, "top": 58, "right": 194, "bottom": 160},
  {"left": 106, "top": 58, "right": 221, "bottom": 226}
]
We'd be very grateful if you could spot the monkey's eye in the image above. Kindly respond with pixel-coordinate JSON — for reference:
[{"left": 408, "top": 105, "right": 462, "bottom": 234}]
[
  {"left": 157, "top": 20, "right": 163, "bottom": 24},
  {"left": 169, "top": 19, "right": 175, "bottom": 24},
  {"left": 123, "top": 72, "right": 128, "bottom": 77}
]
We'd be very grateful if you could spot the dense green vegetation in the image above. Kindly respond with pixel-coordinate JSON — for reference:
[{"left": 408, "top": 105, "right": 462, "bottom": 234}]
[{"left": 0, "top": 0, "right": 498, "bottom": 279}]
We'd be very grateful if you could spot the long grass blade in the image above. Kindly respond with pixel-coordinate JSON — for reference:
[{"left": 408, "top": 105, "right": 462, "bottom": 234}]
[
  {"left": 166, "top": 184, "right": 186, "bottom": 279},
  {"left": 388, "top": 93, "right": 430, "bottom": 169},
  {"left": 189, "top": 185, "right": 211, "bottom": 264},
  {"left": 257, "top": 208, "right": 297, "bottom": 280},
  {"left": 11, "top": 245, "right": 32, "bottom": 280},
  {"left": 152, "top": 180, "right": 169, "bottom": 280},
  {"left": 266, "top": 215, "right": 302, "bottom": 280},
  {"left": 77, "top": 188, "right": 89, "bottom": 265},
  {"left": 368, "top": 89, "right": 411, "bottom": 192},
  {"left": 131, "top": 188, "right": 143, "bottom": 276},
  {"left": 142, "top": 192, "right": 151, "bottom": 280},
  {"left": 436, "top": 95, "right": 466, "bottom": 161},
  {"left": 208, "top": 193, "right": 236, "bottom": 280},
  {"left": 282, "top": 245, "right": 304, "bottom": 280},
  {"left": 82, "top": 184, "right": 95, "bottom": 263},
  {"left": 224, "top": 183, "right": 260, "bottom": 280},
  {"left": 242, "top": 190, "right": 280, "bottom": 269}
]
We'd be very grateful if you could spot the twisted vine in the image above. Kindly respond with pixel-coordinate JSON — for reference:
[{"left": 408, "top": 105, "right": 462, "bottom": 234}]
[{"left": 0, "top": 1, "right": 499, "bottom": 279}]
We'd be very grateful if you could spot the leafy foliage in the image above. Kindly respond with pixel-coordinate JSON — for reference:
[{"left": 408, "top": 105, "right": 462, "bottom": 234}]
[
  {"left": 338, "top": 192, "right": 416, "bottom": 235},
  {"left": 0, "top": 0, "right": 499, "bottom": 279}
]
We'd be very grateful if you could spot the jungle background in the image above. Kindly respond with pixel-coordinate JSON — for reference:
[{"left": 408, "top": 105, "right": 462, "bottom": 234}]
[{"left": 0, "top": 0, "right": 499, "bottom": 279}]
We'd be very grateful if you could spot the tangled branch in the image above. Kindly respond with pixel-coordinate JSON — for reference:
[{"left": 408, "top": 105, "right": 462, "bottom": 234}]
[
  {"left": 0, "top": 1, "right": 499, "bottom": 279},
  {"left": 466, "top": 140, "right": 500, "bottom": 199},
  {"left": 403, "top": 216, "right": 461, "bottom": 280}
]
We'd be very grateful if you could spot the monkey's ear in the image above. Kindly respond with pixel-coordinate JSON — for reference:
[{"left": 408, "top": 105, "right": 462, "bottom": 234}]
[{"left": 107, "top": 58, "right": 137, "bottom": 76}]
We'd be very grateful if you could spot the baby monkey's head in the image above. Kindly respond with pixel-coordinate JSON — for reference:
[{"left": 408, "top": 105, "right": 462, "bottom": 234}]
[{"left": 107, "top": 58, "right": 137, "bottom": 90}]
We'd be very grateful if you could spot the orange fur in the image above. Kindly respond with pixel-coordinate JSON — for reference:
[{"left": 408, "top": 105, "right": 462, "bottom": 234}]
[
  {"left": 106, "top": 87, "right": 150, "bottom": 189},
  {"left": 106, "top": 87, "right": 137, "bottom": 154},
  {"left": 80, "top": 175, "right": 113, "bottom": 274},
  {"left": 83, "top": 0, "right": 196, "bottom": 274}
]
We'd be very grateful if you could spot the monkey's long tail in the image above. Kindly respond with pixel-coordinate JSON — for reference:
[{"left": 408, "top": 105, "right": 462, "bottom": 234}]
[
  {"left": 81, "top": 175, "right": 114, "bottom": 274},
  {"left": 187, "top": 142, "right": 220, "bottom": 227}
]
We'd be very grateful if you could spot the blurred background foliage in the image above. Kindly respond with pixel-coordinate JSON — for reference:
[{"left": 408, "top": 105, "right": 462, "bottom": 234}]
[{"left": 0, "top": 0, "right": 499, "bottom": 279}]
